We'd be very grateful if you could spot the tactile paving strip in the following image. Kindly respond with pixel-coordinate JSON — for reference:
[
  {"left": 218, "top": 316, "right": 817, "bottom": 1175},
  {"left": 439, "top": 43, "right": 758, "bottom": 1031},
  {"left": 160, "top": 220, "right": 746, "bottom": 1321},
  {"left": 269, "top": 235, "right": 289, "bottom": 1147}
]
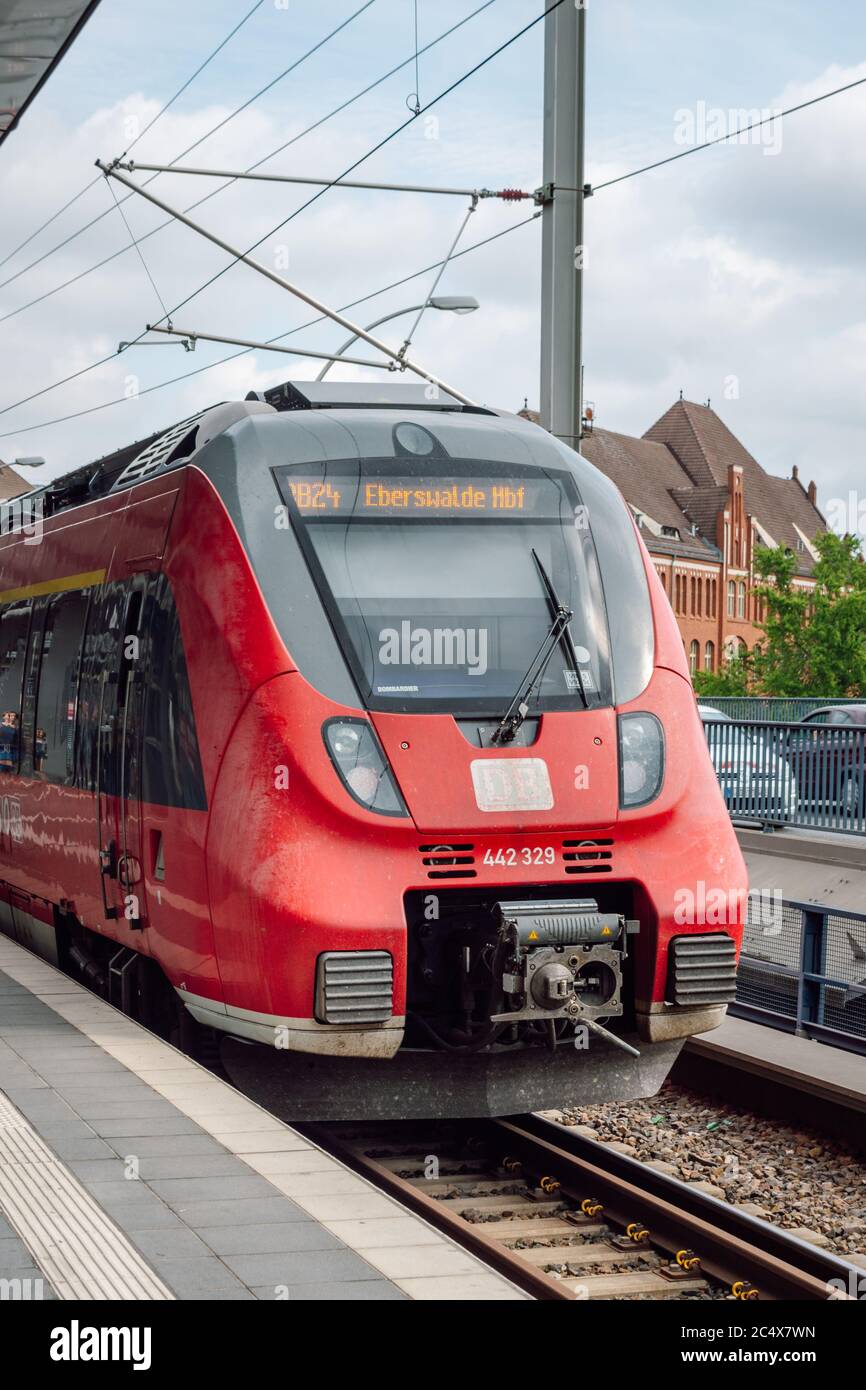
[{"left": 0, "top": 1092, "right": 174, "bottom": 1300}]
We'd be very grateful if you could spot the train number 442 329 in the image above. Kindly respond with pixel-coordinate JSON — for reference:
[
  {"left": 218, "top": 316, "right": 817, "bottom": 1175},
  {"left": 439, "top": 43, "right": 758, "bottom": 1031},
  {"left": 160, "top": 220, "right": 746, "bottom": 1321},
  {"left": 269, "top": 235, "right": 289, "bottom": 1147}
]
[{"left": 482, "top": 847, "right": 556, "bottom": 867}]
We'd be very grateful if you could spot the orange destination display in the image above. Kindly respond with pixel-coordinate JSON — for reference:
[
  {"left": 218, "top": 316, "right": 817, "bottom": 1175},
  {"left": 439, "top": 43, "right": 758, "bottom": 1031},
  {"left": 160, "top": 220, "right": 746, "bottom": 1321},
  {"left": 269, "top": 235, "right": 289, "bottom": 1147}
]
[{"left": 284, "top": 474, "right": 553, "bottom": 517}]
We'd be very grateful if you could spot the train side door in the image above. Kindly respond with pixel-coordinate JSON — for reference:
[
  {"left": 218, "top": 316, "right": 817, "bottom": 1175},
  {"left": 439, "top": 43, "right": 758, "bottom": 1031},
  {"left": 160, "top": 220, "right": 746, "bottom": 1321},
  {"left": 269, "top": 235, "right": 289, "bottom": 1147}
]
[{"left": 96, "top": 581, "right": 149, "bottom": 930}]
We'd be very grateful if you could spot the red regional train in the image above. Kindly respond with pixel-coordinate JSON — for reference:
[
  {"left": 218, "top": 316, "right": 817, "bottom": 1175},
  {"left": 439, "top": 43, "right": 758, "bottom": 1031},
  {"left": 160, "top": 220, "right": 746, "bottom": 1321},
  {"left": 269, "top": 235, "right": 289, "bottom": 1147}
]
[{"left": 0, "top": 381, "right": 746, "bottom": 1119}]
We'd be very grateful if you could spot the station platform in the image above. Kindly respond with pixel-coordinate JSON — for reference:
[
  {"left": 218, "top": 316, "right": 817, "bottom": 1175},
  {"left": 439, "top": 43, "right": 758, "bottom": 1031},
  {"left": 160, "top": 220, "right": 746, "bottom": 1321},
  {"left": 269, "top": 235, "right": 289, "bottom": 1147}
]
[
  {"left": 677, "top": 1013, "right": 866, "bottom": 1150},
  {"left": 0, "top": 937, "right": 526, "bottom": 1302},
  {"left": 736, "top": 825, "right": 866, "bottom": 912}
]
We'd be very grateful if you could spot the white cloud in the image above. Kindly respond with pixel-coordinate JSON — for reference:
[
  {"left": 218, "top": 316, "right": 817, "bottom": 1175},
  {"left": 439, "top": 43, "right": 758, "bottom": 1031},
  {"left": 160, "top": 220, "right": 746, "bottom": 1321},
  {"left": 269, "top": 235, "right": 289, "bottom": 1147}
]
[
  {"left": 0, "top": 49, "right": 864, "bottom": 532},
  {"left": 579, "top": 59, "right": 866, "bottom": 506}
]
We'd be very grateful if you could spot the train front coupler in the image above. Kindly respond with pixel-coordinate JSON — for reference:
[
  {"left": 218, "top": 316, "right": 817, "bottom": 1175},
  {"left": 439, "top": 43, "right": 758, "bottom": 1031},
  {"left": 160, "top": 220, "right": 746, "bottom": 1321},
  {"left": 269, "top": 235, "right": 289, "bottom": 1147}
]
[{"left": 490, "top": 899, "right": 641, "bottom": 1056}]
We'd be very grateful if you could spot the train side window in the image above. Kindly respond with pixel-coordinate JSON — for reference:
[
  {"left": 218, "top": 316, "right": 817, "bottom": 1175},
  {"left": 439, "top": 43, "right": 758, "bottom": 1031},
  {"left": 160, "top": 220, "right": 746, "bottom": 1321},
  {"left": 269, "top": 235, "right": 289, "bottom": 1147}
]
[
  {"left": 75, "top": 585, "right": 122, "bottom": 793},
  {"left": 142, "top": 577, "right": 207, "bottom": 811},
  {"left": 116, "top": 585, "right": 145, "bottom": 808},
  {"left": 18, "top": 599, "right": 47, "bottom": 777},
  {"left": 0, "top": 601, "right": 32, "bottom": 775},
  {"left": 118, "top": 590, "right": 143, "bottom": 712},
  {"left": 34, "top": 589, "right": 90, "bottom": 783}
]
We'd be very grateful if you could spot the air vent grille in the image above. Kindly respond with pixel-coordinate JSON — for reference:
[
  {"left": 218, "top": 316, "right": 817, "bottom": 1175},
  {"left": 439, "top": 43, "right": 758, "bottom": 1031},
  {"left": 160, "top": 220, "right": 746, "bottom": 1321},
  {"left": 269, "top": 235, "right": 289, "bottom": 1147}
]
[
  {"left": 315, "top": 951, "right": 393, "bottom": 1025},
  {"left": 418, "top": 844, "right": 477, "bottom": 880},
  {"left": 562, "top": 837, "right": 614, "bottom": 874},
  {"left": 112, "top": 411, "right": 206, "bottom": 489},
  {"left": 667, "top": 933, "right": 738, "bottom": 1007}
]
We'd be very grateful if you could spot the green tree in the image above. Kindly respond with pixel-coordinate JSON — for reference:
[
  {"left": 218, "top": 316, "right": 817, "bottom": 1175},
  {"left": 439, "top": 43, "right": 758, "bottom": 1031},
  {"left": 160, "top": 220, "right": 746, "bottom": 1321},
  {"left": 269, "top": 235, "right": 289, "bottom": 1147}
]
[
  {"left": 693, "top": 654, "right": 753, "bottom": 697},
  {"left": 751, "top": 532, "right": 866, "bottom": 696}
]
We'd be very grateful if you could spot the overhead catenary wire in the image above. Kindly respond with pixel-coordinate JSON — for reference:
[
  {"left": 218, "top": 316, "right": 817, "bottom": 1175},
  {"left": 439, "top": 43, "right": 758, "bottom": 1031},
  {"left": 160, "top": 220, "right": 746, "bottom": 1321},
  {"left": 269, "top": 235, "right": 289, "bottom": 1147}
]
[
  {"left": 116, "top": 0, "right": 268, "bottom": 160},
  {"left": 0, "top": 0, "right": 500, "bottom": 324},
  {"left": 0, "top": 0, "right": 379, "bottom": 297},
  {"left": 0, "top": 0, "right": 268, "bottom": 274},
  {"left": 223, "top": 0, "right": 499, "bottom": 180},
  {"left": 396, "top": 197, "right": 478, "bottom": 357},
  {"left": 407, "top": 0, "right": 422, "bottom": 114},
  {"left": 0, "top": 179, "right": 102, "bottom": 276},
  {"left": 9, "top": 0, "right": 855, "bottom": 443},
  {"left": 3, "top": 1, "right": 860, "bottom": 361},
  {"left": 0, "top": 0, "right": 562, "bottom": 420},
  {"left": 98, "top": 160, "right": 477, "bottom": 404},
  {"left": 104, "top": 178, "right": 171, "bottom": 323},
  {"left": 566, "top": 71, "right": 866, "bottom": 195},
  {"left": 183, "top": 0, "right": 378, "bottom": 165},
  {"left": 0, "top": 212, "right": 539, "bottom": 440},
  {"left": 152, "top": 187, "right": 487, "bottom": 374},
  {"left": 137, "top": 0, "right": 569, "bottom": 337}
]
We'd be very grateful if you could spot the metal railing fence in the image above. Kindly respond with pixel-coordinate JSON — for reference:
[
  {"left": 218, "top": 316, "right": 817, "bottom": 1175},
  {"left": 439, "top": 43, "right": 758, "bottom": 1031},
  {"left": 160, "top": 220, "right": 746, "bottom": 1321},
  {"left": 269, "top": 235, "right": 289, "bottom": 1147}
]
[
  {"left": 700, "top": 716, "right": 866, "bottom": 834},
  {"left": 706, "top": 696, "right": 863, "bottom": 722},
  {"left": 732, "top": 897, "right": 866, "bottom": 1054}
]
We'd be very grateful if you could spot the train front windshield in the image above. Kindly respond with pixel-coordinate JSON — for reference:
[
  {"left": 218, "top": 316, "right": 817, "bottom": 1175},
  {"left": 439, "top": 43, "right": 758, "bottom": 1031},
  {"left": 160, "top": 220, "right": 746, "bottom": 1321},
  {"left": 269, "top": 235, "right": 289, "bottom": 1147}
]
[{"left": 275, "top": 457, "right": 613, "bottom": 714}]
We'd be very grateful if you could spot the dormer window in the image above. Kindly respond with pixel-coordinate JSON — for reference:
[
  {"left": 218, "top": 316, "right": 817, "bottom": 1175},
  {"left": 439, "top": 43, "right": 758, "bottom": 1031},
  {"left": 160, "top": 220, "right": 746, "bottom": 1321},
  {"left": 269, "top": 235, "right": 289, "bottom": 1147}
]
[{"left": 661, "top": 525, "right": 678, "bottom": 538}]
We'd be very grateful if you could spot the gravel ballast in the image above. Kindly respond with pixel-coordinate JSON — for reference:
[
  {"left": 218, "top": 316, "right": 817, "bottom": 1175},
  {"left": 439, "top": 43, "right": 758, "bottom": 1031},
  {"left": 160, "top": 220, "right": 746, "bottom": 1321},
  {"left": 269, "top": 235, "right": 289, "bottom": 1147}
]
[{"left": 552, "top": 1081, "right": 866, "bottom": 1262}]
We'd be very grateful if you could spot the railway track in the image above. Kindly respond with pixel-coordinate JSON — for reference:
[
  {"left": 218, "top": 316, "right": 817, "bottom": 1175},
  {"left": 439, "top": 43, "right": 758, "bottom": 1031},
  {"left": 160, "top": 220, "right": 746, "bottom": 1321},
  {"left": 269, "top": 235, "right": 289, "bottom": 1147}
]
[
  {"left": 23, "top": 923, "right": 860, "bottom": 1304},
  {"left": 303, "top": 1113, "right": 859, "bottom": 1301}
]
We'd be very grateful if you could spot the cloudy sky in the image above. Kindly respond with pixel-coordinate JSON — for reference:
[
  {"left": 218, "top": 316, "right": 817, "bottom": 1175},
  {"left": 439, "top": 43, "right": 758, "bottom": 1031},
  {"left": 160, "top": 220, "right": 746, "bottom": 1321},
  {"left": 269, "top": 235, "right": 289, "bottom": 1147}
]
[{"left": 0, "top": 0, "right": 864, "bottom": 521}]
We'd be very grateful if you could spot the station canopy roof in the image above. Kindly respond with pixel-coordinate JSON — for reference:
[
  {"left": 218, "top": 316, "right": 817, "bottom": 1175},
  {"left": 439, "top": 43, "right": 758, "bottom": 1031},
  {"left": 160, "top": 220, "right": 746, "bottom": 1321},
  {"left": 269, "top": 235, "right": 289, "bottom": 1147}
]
[{"left": 0, "top": 0, "right": 102, "bottom": 146}]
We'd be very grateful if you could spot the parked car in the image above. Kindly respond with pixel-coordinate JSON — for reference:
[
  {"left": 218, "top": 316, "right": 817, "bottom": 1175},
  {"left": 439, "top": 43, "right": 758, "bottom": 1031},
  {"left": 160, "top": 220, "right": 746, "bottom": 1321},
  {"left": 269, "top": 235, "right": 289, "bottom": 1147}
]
[
  {"left": 699, "top": 705, "right": 799, "bottom": 823},
  {"left": 786, "top": 705, "right": 866, "bottom": 818}
]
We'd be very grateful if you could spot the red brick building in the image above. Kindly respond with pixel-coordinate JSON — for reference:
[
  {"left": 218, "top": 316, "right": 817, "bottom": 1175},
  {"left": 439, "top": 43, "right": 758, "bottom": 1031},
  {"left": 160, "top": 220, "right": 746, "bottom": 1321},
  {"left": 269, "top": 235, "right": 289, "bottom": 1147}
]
[
  {"left": 578, "top": 400, "right": 822, "bottom": 675},
  {"left": 572, "top": 399, "right": 824, "bottom": 675},
  {"left": 0, "top": 462, "right": 28, "bottom": 500}
]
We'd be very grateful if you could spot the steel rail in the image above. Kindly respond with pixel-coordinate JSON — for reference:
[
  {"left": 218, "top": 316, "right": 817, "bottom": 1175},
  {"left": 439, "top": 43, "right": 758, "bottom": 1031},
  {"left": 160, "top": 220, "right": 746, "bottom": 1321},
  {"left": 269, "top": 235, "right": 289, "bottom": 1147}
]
[
  {"left": 306, "top": 1116, "right": 859, "bottom": 1302},
  {"left": 501, "top": 1114, "right": 859, "bottom": 1300},
  {"left": 300, "top": 1123, "right": 573, "bottom": 1300}
]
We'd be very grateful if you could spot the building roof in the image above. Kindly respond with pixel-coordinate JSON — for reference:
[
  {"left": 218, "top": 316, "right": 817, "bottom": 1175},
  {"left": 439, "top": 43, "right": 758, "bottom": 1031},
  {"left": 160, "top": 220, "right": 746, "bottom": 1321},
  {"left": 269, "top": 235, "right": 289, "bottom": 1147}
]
[
  {"left": 523, "top": 399, "right": 825, "bottom": 573},
  {"left": 0, "top": 462, "right": 32, "bottom": 499},
  {"left": 579, "top": 427, "right": 719, "bottom": 561},
  {"left": 634, "top": 526, "right": 720, "bottom": 562},
  {"left": 764, "top": 473, "right": 827, "bottom": 562},
  {"left": 580, "top": 428, "right": 693, "bottom": 531},
  {"left": 668, "top": 484, "right": 729, "bottom": 542},
  {"left": 643, "top": 399, "right": 825, "bottom": 573}
]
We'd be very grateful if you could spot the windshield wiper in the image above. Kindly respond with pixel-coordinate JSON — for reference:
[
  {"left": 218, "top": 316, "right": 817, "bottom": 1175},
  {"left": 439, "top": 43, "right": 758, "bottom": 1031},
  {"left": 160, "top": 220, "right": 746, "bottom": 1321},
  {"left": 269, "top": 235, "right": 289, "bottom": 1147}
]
[
  {"left": 490, "top": 552, "right": 585, "bottom": 745},
  {"left": 531, "top": 549, "right": 588, "bottom": 711}
]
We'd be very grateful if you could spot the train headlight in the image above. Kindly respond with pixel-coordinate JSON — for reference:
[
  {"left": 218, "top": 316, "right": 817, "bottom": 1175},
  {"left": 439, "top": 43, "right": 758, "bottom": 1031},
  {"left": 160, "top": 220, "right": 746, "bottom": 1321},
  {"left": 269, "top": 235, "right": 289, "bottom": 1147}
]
[
  {"left": 617, "top": 712, "right": 665, "bottom": 808},
  {"left": 323, "top": 719, "right": 409, "bottom": 817}
]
